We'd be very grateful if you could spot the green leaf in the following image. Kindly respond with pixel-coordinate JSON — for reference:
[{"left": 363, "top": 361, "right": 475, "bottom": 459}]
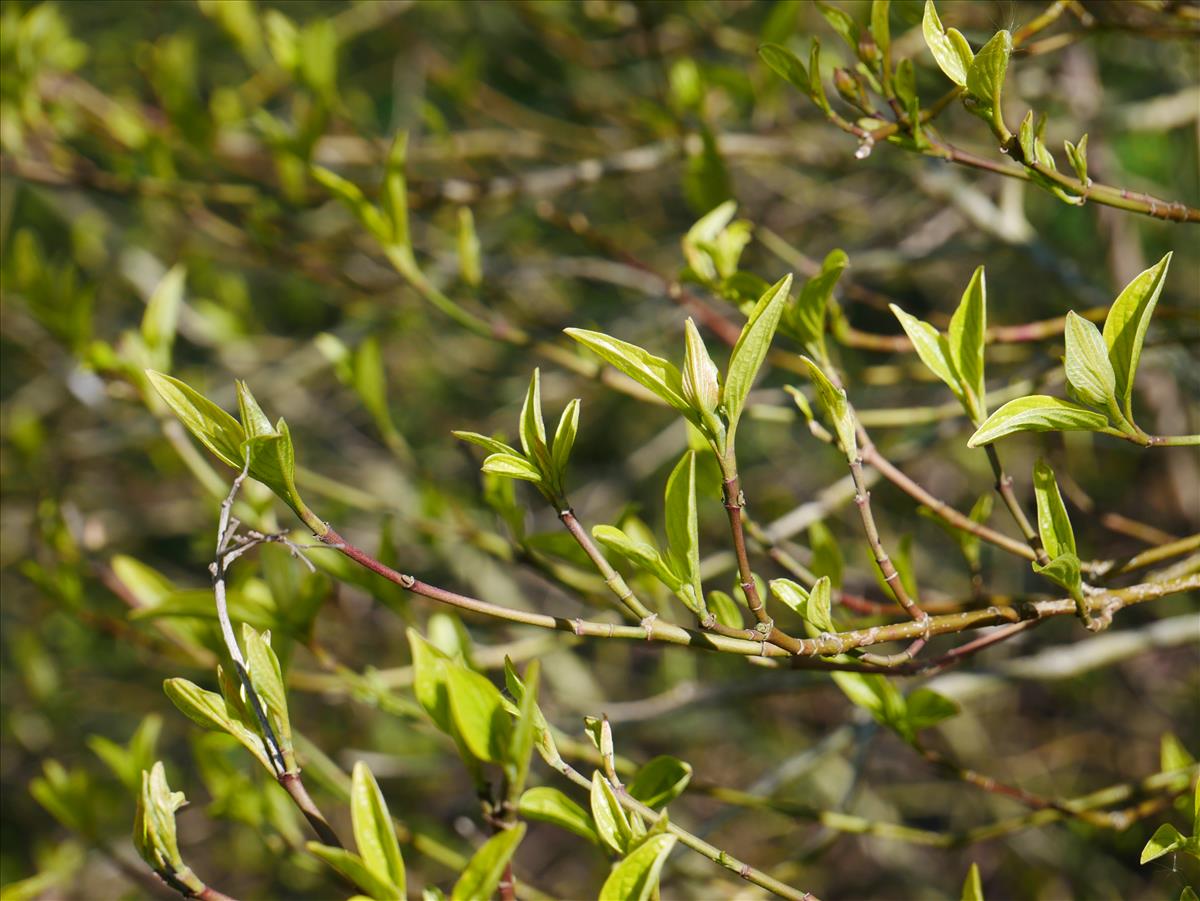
[
  {"left": 906, "top": 688, "right": 959, "bottom": 731},
  {"left": 967, "top": 396, "right": 1108, "bottom": 447},
  {"left": 1063, "top": 311, "right": 1117, "bottom": 409},
  {"left": 681, "top": 318, "right": 721, "bottom": 415},
  {"left": 307, "top": 843, "right": 399, "bottom": 900},
  {"left": 723, "top": 274, "right": 793, "bottom": 432},
  {"left": 134, "top": 762, "right": 187, "bottom": 873},
  {"left": 800, "top": 356, "right": 857, "bottom": 461},
  {"left": 551, "top": 398, "right": 581, "bottom": 484},
  {"left": 592, "top": 525, "right": 682, "bottom": 594},
  {"left": 445, "top": 665, "right": 510, "bottom": 764},
  {"left": 382, "top": 132, "right": 410, "bottom": 250},
  {"left": 1103, "top": 253, "right": 1172, "bottom": 420},
  {"left": 452, "top": 431, "right": 521, "bottom": 458},
  {"left": 1033, "top": 553, "right": 1082, "bottom": 597},
  {"left": 162, "top": 678, "right": 270, "bottom": 771},
  {"left": 682, "top": 201, "right": 738, "bottom": 283},
  {"left": 599, "top": 833, "right": 677, "bottom": 901},
  {"left": 706, "top": 589, "right": 744, "bottom": 629},
  {"left": 871, "top": 0, "right": 890, "bottom": 60},
  {"left": 503, "top": 658, "right": 561, "bottom": 767},
  {"left": 352, "top": 337, "right": 393, "bottom": 432},
  {"left": 407, "top": 629, "right": 454, "bottom": 734},
  {"left": 518, "top": 786, "right": 599, "bottom": 844},
  {"left": 889, "top": 304, "right": 962, "bottom": 401},
  {"left": 519, "top": 368, "right": 551, "bottom": 476},
  {"left": 311, "top": 165, "right": 391, "bottom": 244},
  {"left": 1160, "top": 733, "right": 1196, "bottom": 772},
  {"left": 456, "top": 207, "right": 481, "bottom": 286},
  {"left": 788, "top": 249, "right": 847, "bottom": 357},
  {"left": 481, "top": 453, "right": 542, "bottom": 483},
  {"left": 1064, "top": 134, "right": 1088, "bottom": 184},
  {"left": 241, "top": 626, "right": 292, "bottom": 752},
  {"left": 948, "top": 266, "right": 987, "bottom": 419},
  {"left": 770, "top": 577, "right": 834, "bottom": 635},
  {"left": 628, "top": 756, "right": 693, "bottom": 810},
  {"left": 758, "top": 43, "right": 809, "bottom": 92},
  {"left": 817, "top": 1, "right": 859, "bottom": 53},
  {"left": 965, "top": 30, "right": 1011, "bottom": 113},
  {"left": 809, "top": 39, "right": 831, "bottom": 114},
  {"left": 591, "top": 770, "right": 634, "bottom": 855},
  {"left": 1181, "top": 887, "right": 1199, "bottom": 901},
  {"left": 1032, "top": 459, "right": 1075, "bottom": 559},
  {"left": 809, "top": 522, "right": 844, "bottom": 588},
  {"left": 235, "top": 380, "right": 273, "bottom": 441},
  {"left": 350, "top": 762, "right": 405, "bottom": 897},
  {"left": 141, "top": 265, "right": 185, "bottom": 362},
  {"left": 564, "top": 329, "right": 691, "bottom": 414},
  {"left": 922, "top": 0, "right": 973, "bottom": 87},
  {"left": 1141, "top": 823, "right": 1186, "bottom": 864},
  {"left": 146, "top": 371, "right": 245, "bottom": 468},
  {"left": 450, "top": 824, "right": 526, "bottom": 901},
  {"left": 831, "top": 672, "right": 908, "bottom": 737},
  {"left": 244, "top": 418, "right": 309, "bottom": 520},
  {"left": 506, "top": 660, "right": 540, "bottom": 805},
  {"left": 961, "top": 862, "right": 985, "bottom": 901},
  {"left": 664, "top": 452, "right": 701, "bottom": 604}
]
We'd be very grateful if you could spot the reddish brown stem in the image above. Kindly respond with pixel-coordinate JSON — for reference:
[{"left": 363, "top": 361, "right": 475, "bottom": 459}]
[{"left": 280, "top": 772, "right": 342, "bottom": 849}]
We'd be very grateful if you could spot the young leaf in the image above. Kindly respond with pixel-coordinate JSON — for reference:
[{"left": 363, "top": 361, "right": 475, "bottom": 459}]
[
  {"left": 800, "top": 357, "right": 857, "bottom": 462},
  {"left": 1064, "top": 134, "right": 1089, "bottom": 184},
  {"left": 889, "top": 304, "right": 962, "bottom": 401},
  {"left": 141, "top": 265, "right": 186, "bottom": 362},
  {"left": 817, "top": 1, "right": 859, "bottom": 53},
  {"left": 306, "top": 843, "right": 399, "bottom": 900},
  {"left": 456, "top": 207, "right": 482, "bottom": 287},
  {"left": 809, "top": 522, "right": 844, "bottom": 588},
  {"left": 518, "top": 787, "right": 600, "bottom": 844},
  {"left": 241, "top": 626, "right": 292, "bottom": 751},
  {"left": 481, "top": 453, "right": 542, "bottom": 483},
  {"left": 831, "top": 671, "right": 908, "bottom": 737},
  {"left": 448, "top": 825, "right": 523, "bottom": 901},
  {"left": 591, "top": 525, "right": 683, "bottom": 594},
  {"left": 789, "top": 249, "right": 847, "bottom": 357},
  {"left": 503, "top": 657, "right": 562, "bottom": 767},
  {"left": 146, "top": 371, "right": 245, "bottom": 468},
  {"left": 134, "top": 762, "right": 188, "bottom": 874},
  {"left": 663, "top": 452, "right": 701, "bottom": 604},
  {"left": 682, "top": 200, "right": 738, "bottom": 283},
  {"left": 965, "top": 30, "right": 1011, "bottom": 121},
  {"left": 758, "top": 43, "right": 809, "bottom": 93},
  {"left": 770, "top": 577, "right": 834, "bottom": 636},
  {"left": 591, "top": 770, "right": 634, "bottom": 855},
  {"left": 445, "top": 665, "right": 510, "bottom": 764},
  {"left": 723, "top": 274, "right": 793, "bottom": 431},
  {"left": 1102, "top": 253, "right": 1172, "bottom": 420},
  {"left": 967, "top": 396, "right": 1107, "bottom": 447},
  {"left": 961, "top": 862, "right": 985, "bottom": 901},
  {"left": 1063, "top": 311, "right": 1117, "bottom": 409},
  {"left": 922, "top": 0, "right": 973, "bottom": 87},
  {"left": 407, "top": 629, "right": 454, "bottom": 734},
  {"left": 1033, "top": 553, "right": 1082, "bottom": 597},
  {"left": 551, "top": 398, "right": 581, "bottom": 483},
  {"left": 871, "top": 0, "right": 890, "bottom": 60},
  {"left": 906, "top": 688, "right": 959, "bottom": 731},
  {"left": 948, "top": 266, "right": 987, "bottom": 419},
  {"left": 1140, "top": 823, "right": 1186, "bottom": 864},
  {"left": 599, "top": 833, "right": 677, "bottom": 901},
  {"left": 162, "top": 678, "right": 270, "bottom": 771},
  {"left": 311, "top": 165, "right": 392, "bottom": 245},
  {"left": 706, "top": 589, "right": 744, "bottom": 629},
  {"left": 519, "top": 369, "right": 550, "bottom": 473},
  {"left": 681, "top": 318, "right": 721, "bottom": 414},
  {"left": 350, "top": 762, "right": 405, "bottom": 897},
  {"left": 628, "top": 756, "right": 693, "bottom": 810},
  {"left": 452, "top": 431, "right": 521, "bottom": 459},
  {"left": 1033, "top": 459, "right": 1076, "bottom": 559},
  {"left": 382, "top": 132, "right": 410, "bottom": 250},
  {"left": 564, "top": 329, "right": 691, "bottom": 414},
  {"left": 506, "top": 659, "right": 540, "bottom": 805},
  {"left": 809, "top": 38, "right": 831, "bottom": 114}
]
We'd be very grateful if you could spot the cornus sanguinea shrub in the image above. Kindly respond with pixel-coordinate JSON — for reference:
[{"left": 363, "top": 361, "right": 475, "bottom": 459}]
[{"left": 4, "top": 2, "right": 1198, "bottom": 900}]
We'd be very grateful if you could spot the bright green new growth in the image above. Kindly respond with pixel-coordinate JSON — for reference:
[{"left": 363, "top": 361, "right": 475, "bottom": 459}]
[{"left": 967, "top": 254, "right": 1178, "bottom": 448}]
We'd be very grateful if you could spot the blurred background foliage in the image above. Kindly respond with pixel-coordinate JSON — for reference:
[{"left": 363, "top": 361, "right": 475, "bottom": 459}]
[{"left": 1, "top": 0, "right": 1198, "bottom": 898}]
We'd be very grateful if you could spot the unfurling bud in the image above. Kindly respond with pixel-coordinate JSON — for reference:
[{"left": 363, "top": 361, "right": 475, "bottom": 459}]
[{"left": 682, "top": 318, "right": 721, "bottom": 413}]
